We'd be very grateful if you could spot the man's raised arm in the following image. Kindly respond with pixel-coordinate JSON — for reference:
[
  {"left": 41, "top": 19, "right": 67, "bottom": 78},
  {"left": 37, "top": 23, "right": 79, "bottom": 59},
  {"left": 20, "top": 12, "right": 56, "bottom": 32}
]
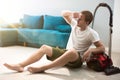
[{"left": 62, "top": 10, "right": 73, "bottom": 24}]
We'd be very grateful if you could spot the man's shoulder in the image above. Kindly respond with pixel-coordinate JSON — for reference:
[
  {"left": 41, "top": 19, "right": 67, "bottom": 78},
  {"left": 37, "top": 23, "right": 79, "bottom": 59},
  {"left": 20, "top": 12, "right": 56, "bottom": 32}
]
[{"left": 89, "top": 27, "right": 98, "bottom": 34}]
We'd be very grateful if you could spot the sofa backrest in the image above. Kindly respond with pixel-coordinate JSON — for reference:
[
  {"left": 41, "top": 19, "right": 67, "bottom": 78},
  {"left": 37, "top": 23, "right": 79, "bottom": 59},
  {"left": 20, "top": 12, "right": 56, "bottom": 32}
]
[
  {"left": 21, "top": 14, "right": 43, "bottom": 29},
  {"left": 43, "top": 15, "right": 71, "bottom": 33},
  {"left": 21, "top": 14, "right": 71, "bottom": 33}
]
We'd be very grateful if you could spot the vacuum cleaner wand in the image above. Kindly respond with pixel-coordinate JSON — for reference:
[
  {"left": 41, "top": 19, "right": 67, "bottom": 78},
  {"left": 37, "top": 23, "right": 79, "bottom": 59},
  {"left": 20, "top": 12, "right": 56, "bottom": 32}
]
[{"left": 92, "top": 3, "right": 113, "bottom": 57}]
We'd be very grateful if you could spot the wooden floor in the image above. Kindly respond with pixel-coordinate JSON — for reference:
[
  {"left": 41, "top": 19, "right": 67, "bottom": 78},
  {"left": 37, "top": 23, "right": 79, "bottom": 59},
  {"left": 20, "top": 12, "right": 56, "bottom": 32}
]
[{"left": 0, "top": 46, "right": 120, "bottom": 80}]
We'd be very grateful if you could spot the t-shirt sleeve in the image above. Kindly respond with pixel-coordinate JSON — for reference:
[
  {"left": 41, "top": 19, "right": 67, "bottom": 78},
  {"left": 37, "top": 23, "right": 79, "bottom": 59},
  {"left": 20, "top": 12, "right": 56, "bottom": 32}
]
[{"left": 91, "top": 30, "right": 100, "bottom": 43}]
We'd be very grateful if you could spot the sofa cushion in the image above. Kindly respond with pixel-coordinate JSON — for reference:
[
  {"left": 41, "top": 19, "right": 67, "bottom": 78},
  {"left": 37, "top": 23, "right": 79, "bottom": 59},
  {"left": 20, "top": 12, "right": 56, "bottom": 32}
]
[
  {"left": 18, "top": 29, "right": 70, "bottom": 48},
  {"left": 43, "top": 15, "right": 68, "bottom": 30},
  {"left": 22, "top": 14, "right": 43, "bottom": 29},
  {"left": 55, "top": 25, "right": 71, "bottom": 33}
]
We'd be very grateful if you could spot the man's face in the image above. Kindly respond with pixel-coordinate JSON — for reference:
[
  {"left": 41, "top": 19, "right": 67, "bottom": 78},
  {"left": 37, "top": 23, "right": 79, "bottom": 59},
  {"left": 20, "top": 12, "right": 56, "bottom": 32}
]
[{"left": 77, "top": 14, "right": 88, "bottom": 28}]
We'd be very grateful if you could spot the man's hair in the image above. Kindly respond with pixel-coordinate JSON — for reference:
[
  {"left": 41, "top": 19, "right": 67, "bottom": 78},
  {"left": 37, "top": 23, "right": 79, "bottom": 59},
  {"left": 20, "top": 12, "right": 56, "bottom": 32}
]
[{"left": 81, "top": 10, "right": 93, "bottom": 25}]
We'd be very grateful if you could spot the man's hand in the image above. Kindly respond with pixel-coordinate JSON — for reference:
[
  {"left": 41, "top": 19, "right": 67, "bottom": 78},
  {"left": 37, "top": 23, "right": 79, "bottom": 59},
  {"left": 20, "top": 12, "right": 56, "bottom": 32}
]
[
  {"left": 82, "top": 49, "right": 92, "bottom": 62},
  {"left": 73, "top": 12, "right": 80, "bottom": 18}
]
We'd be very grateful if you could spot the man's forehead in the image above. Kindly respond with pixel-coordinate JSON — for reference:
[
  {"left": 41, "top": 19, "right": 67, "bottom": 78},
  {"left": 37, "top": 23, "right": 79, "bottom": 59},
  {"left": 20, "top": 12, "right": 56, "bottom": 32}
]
[
  {"left": 79, "top": 13, "right": 82, "bottom": 16},
  {"left": 79, "top": 13, "right": 84, "bottom": 18}
]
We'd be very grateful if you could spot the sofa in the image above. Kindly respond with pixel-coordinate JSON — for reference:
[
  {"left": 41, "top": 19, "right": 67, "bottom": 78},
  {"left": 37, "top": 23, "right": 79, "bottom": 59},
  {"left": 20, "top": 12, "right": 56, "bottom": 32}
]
[{"left": 0, "top": 14, "right": 71, "bottom": 48}]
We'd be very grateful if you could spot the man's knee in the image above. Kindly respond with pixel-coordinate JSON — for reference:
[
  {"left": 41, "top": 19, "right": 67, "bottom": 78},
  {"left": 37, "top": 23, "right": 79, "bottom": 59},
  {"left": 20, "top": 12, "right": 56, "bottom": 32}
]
[
  {"left": 40, "top": 45, "right": 53, "bottom": 51},
  {"left": 40, "top": 45, "right": 52, "bottom": 56},
  {"left": 68, "top": 49, "right": 79, "bottom": 61},
  {"left": 40, "top": 45, "right": 49, "bottom": 49}
]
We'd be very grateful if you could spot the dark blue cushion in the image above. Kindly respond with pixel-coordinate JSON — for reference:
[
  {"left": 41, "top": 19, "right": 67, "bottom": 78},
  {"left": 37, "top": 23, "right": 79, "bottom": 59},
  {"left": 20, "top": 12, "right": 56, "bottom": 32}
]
[
  {"left": 43, "top": 15, "right": 68, "bottom": 30},
  {"left": 55, "top": 25, "right": 71, "bottom": 33},
  {"left": 22, "top": 14, "right": 43, "bottom": 29}
]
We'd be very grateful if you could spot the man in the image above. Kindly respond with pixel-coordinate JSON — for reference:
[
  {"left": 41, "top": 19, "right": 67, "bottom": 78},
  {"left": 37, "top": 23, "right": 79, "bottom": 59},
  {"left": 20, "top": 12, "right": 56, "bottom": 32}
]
[{"left": 4, "top": 10, "right": 105, "bottom": 73}]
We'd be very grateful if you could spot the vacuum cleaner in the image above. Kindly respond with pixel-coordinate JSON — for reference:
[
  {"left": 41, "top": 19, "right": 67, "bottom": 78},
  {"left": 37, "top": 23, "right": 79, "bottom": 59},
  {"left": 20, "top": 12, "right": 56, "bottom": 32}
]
[{"left": 92, "top": 3, "right": 120, "bottom": 75}]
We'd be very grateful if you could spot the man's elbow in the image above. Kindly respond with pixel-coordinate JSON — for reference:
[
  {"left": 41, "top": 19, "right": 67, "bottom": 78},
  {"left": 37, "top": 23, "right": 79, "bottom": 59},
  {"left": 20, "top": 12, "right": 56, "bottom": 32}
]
[{"left": 101, "top": 46, "right": 106, "bottom": 53}]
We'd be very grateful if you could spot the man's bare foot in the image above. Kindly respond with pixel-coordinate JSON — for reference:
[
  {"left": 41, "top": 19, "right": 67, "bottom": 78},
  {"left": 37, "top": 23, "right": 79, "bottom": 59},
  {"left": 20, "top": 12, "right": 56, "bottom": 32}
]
[
  {"left": 27, "top": 67, "right": 44, "bottom": 73},
  {"left": 4, "top": 63, "right": 24, "bottom": 72}
]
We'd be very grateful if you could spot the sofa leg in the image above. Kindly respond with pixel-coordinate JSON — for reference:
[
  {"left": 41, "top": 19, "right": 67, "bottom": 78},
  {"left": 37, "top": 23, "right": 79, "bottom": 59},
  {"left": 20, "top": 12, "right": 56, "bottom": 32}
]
[{"left": 24, "top": 42, "right": 27, "bottom": 46}]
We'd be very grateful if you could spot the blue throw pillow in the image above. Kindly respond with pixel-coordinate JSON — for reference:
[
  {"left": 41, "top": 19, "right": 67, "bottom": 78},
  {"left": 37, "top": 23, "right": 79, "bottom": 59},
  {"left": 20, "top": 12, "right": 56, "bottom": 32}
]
[
  {"left": 22, "top": 14, "right": 43, "bottom": 29},
  {"left": 55, "top": 25, "right": 71, "bottom": 33},
  {"left": 43, "top": 15, "right": 68, "bottom": 30}
]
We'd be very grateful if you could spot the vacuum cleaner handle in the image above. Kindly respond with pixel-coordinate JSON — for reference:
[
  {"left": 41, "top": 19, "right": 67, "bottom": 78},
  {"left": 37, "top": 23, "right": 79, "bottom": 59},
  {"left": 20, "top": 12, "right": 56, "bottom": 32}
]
[
  {"left": 92, "top": 3, "right": 113, "bottom": 28},
  {"left": 99, "top": 3, "right": 108, "bottom": 7},
  {"left": 92, "top": 3, "right": 113, "bottom": 57}
]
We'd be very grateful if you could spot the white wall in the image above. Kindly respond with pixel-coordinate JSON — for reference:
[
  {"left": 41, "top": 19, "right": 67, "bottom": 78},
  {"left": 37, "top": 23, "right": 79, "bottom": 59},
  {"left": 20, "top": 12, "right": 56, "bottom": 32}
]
[
  {"left": 112, "top": 0, "right": 120, "bottom": 52},
  {"left": 0, "top": 0, "right": 114, "bottom": 22}
]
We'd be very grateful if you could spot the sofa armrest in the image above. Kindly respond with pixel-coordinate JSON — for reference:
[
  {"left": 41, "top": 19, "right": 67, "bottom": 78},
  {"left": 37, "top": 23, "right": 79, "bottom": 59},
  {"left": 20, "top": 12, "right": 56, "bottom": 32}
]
[{"left": 0, "top": 23, "right": 22, "bottom": 28}]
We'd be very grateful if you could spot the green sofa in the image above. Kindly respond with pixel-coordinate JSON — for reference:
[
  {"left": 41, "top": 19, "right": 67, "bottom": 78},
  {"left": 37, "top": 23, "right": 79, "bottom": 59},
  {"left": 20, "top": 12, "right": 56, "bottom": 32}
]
[{"left": 0, "top": 14, "right": 71, "bottom": 48}]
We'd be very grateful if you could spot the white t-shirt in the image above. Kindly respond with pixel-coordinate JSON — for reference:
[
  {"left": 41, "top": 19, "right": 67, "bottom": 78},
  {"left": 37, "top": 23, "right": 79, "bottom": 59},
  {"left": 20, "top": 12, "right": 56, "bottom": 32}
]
[{"left": 66, "top": 19, "right": 100, "bottom": 55}]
